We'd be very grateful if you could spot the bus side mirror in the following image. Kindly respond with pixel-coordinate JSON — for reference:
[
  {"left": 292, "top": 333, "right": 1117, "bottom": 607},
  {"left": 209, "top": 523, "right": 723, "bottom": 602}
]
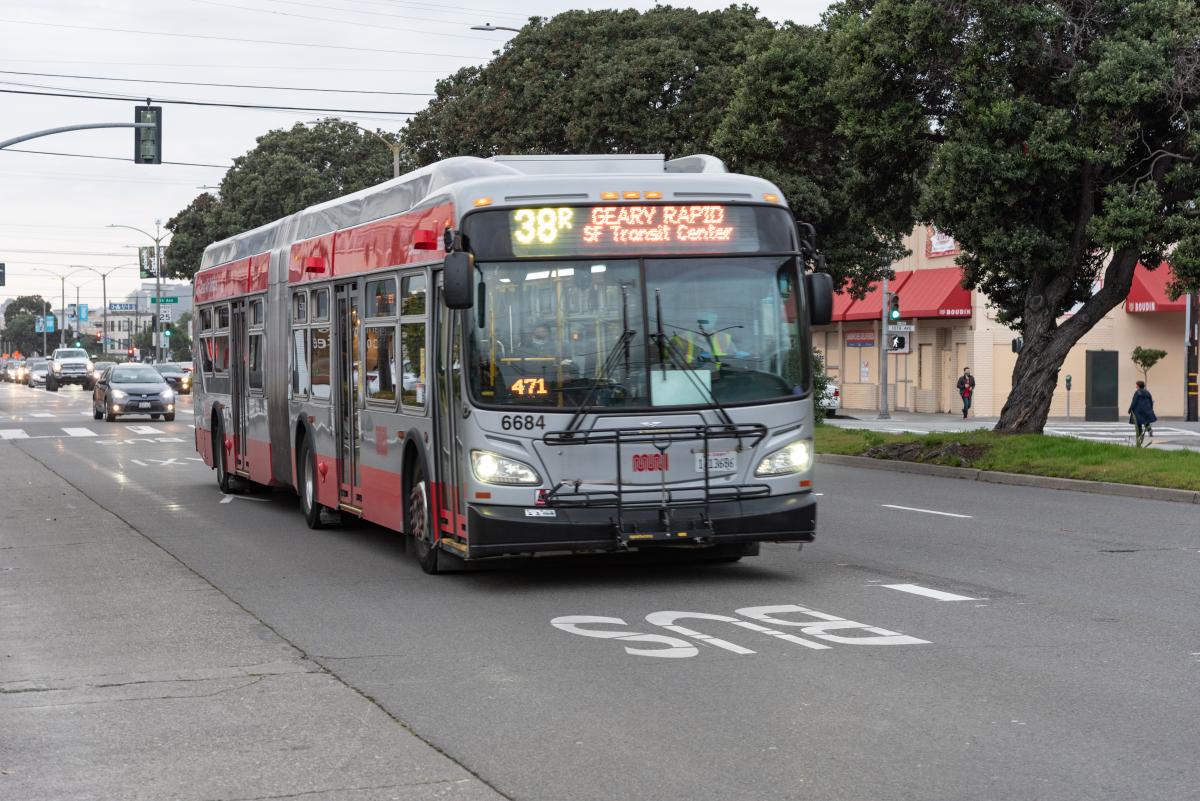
[
  {"left": 444, "top": 252, "right": 475, "bottom": 310},
  {"left": 806, "top": 272, "right": 833, "bottom": 326}
]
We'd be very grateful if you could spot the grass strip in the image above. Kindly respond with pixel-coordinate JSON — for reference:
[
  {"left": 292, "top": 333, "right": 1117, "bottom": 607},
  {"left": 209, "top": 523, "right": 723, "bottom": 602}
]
[{"left": 815, "top": 425, "right": 1200, "bottom": 492}]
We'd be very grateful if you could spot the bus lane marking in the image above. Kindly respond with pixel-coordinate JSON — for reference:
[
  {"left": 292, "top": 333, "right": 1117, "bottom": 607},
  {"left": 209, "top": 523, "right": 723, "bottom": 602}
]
[
  {"left": 125, "top": 425, "right": 164, "bottom": 435},
  {"left": 552, "top": 603, "right": 928, "bottom": 659},
  {"left": 61, "top": 427, "right": 97, "bottom": 437},
  {"left": 881, "top": 504, "right": 973, "bottom": 519},
  {"left": 0, "top": 429, "right": 30, "bottom": 439},
  {"left": 882, "top": 583, "right": 980, "bottom": 602}
]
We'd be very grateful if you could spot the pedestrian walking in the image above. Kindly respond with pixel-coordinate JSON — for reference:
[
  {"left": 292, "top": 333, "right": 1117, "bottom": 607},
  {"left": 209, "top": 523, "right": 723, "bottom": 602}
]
[
  {"left": 956, "top": 367, "right": 975, "bottom": 419},
  {"left": 1128, "top": 380, "right": 1157, "bottom": 447}
]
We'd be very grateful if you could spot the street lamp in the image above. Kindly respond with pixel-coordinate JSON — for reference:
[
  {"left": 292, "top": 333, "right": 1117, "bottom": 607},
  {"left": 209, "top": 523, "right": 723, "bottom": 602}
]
[
  {"left": 307, "top": 118, "right": 402, "bottom": 179},
  {"left": 470, "top": 23, "right": 522, "bottom": 32},
  {"left": 72, "top": 264, "right": 133, "bottom": 356},
  {"left": 29, "top": 267, "right": 90, "bottom": 350},
  {"left": 107, "top": 220, "right": 167, "bottom": 362}
]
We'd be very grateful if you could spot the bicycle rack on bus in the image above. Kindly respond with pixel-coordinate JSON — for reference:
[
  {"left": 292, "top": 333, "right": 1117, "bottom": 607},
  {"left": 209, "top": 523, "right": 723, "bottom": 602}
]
[{"left": 541, "top": 423, "right": 769, "bottom": 546}]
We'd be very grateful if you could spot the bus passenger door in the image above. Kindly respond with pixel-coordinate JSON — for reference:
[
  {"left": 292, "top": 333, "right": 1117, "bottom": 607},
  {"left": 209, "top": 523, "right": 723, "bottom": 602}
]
[
  {"left": 335, "top": 282, "right": 362, "bottom": 508},
  {"left": 230, "top": 299, "right": 249, "bottom": 473},
  {"left": 434, "top": 278, "right": 467, "bottom": 544}
]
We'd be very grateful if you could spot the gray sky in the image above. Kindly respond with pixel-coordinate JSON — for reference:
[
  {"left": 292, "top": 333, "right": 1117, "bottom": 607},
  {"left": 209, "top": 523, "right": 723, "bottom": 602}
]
[{"left": 0, "top": 0, "right": 834, "bottom": 309}]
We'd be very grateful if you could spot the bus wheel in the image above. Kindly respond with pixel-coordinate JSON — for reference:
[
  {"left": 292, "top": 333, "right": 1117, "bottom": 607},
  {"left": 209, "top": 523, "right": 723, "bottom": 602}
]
[
  {"left": 214, "top": 425, "right": 235, "bottom": 495},
  {"left": 408, "top": 468, "right": 440, "bottom": 574},
  {"left": 298, "top": 438, "right": 325, "bottom": 529}
]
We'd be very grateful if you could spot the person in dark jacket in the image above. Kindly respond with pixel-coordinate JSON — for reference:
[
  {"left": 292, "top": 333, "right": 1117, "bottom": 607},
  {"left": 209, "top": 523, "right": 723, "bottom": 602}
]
[
  {"left": 956, "top": 368, "right": 976, "bottom": 419},
  {"left": 1128, "top": 380, "right": 1157, "bottom": 447}
]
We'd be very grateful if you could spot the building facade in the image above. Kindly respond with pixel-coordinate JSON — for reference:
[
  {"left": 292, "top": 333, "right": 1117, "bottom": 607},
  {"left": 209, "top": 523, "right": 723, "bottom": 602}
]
[{"left": 815, "top": 226, "right": 1193, "bottom": 418}]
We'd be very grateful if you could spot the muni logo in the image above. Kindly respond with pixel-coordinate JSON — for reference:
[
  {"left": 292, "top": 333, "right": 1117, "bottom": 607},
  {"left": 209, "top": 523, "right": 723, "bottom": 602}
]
[{"left": 632, "top": 453, "right": 670, "bottom": 472}]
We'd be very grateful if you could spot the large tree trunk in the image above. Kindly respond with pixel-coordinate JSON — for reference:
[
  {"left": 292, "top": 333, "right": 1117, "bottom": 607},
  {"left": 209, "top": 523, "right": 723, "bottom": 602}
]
[{"left": 994, "top": 249, "right": 1141, "bottom": 433}]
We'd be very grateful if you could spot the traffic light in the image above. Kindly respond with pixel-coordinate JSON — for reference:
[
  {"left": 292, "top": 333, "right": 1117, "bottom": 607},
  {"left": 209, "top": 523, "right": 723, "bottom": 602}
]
[
  {"left": 889, "top": 334, "right": 907, "bottom": 352},
  {"left": 162, "top": 324, "right": 172, "bottom": 339},
  {"left": 888, "top": 293, "right": 901, "bottom": 322},
  {"left": 127, "top": 347, "right": 135, "bottom": 359},
  {"left": 74, "top": 340, "right": 81, "bottom": 347},
  {"left": 134, "top": 104, "right": 163, "bottom": 164},
  {"left": 1065, "top": 375, "right": 1072, "bottom": 391},
  {"left": 0, "top": 262, "right": 5, "bottom": 286}
]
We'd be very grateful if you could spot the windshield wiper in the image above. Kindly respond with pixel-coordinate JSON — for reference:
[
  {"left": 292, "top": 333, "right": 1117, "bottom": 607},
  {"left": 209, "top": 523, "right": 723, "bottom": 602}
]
[
  {"left": 651, "top": 289, "right": 736, "bottom": 429},
  {"left": 562, "top": 327, "right": 637, "bottom": 435}
]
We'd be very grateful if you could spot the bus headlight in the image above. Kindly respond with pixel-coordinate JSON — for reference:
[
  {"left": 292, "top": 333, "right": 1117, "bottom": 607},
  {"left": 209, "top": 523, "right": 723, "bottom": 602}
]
[
  {"left": 470, "top": 450, "right": 541, "bottom": 485},
  {"left": 754, "top": 439, "right": 813, "bottom": 476}
]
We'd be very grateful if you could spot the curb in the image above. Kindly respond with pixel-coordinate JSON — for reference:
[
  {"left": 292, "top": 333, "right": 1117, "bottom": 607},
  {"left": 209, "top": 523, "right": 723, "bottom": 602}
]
[{"left": 816, "top": 453, "right": 1200, "bottom": 505}]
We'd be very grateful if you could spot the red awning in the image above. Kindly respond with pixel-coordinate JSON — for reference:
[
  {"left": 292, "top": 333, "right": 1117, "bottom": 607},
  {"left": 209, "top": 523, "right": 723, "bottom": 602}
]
[
  {"left": 1125, "top": 262, "right": 1185, "bottom": 313},
  {"left": 831, "top": 280, "right": 858, "bottom": 321},
  {"left": 895, "top": 266, "right": 973, "bottom": 319},
  {"left": 840, "top": 271, "right": 914, "bottom": 321}
]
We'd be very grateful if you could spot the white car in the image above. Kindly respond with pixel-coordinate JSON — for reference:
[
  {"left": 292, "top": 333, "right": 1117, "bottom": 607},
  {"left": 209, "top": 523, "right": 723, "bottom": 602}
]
[{"left": 819, "top": 381, "right": 841, "bottom": 417}]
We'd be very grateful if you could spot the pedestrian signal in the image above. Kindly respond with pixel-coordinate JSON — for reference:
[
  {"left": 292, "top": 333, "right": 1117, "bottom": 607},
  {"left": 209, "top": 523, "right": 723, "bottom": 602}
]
[{"left": 889, "top": 335, "right": 907, "bottom": 352}]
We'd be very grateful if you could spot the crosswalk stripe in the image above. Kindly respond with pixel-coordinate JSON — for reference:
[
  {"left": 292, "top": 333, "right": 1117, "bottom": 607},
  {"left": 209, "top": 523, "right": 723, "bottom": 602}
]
[
  {"left": 0, "top": 429, "right": 30, "bottom": 439},
  {"left": 30, "top": 412, "right": 55, "bottom": 418},
  {"left": 61, "top": 427, "right": 97, "bottom": 437}
]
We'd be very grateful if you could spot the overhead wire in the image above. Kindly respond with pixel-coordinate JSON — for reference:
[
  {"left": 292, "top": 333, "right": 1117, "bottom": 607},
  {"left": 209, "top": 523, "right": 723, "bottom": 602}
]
[
  {"left": 0, "top": 70, "right": 435, "bottom": 96},
  {"left": 1, "top": 146, "right": 228, "bottom": 169},
  {"left": 0, "top": 19, "right": 483, "bottom": 61},
  {"left": 0, "top": 58, "right": 455, "bottom": 74},
  {"left": 187, "top": 0, "right": 502, "bottom": 39},
  {"left": 329, "top": 0, "right": 528, "bottom": 21},
  {"left": 0, "top": 86, "right": 421, "bottom": 116}
]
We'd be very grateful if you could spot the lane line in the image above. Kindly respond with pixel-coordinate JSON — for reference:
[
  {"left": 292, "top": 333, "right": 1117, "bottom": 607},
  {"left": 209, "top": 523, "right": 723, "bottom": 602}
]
[
  {"left": 0, "top": 429, "right": 30, "bottom": 439},
  {"left": 61, "top": 427, "right": 97, "bottom": 437},
  {"left": 882, "top": 583, "right": 981, "bottom": 601},
  {"left": 881, "top": 503, "right": 973, "bottom": 519},
  {"left": 125, "top": 425, "right": 163, "bottom": 435},
  {"left": 30, "top": 412, "right": 55, "bottom": 418}
]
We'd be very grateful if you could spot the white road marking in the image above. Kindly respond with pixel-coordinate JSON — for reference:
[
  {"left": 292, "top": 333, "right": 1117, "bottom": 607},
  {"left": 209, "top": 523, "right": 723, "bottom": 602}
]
[
  {"left": 882, "top": 583, "right": 981, "bottom": 601},
  {"left": 219, "top": 495, "right": 234, "bottom": 504},
  {"left": 881, "top": 503, "right": 973, "bottom": 519},
  {"left": 30, "top": 412, "right": 55, "bottom": 418},
  {"left": 61, "top": 427, "right": 97, "bottom": 437},
  {"left": 126, "top": 425, "right": 163, "bottom": 434},
  {"left": 0, "top": 429, "right": 30, "bottom": 439},
  {"left": 219, "top": 494, "right": 270, "bottom": 504}
]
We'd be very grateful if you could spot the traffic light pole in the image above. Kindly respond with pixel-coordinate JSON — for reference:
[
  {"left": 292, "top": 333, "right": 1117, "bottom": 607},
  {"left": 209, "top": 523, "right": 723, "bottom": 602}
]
[
  {"left": 0, "top": 122, "right": 155, "bottom": 151},
  {"left": 878, "top": 277, "right": 890, "bottom": 419}
]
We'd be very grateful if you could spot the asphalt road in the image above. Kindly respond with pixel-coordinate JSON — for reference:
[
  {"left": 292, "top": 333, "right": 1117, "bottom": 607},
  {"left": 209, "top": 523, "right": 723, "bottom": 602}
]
[{"left": 4, "top": 382, "right": 1197, "bottom": 801}]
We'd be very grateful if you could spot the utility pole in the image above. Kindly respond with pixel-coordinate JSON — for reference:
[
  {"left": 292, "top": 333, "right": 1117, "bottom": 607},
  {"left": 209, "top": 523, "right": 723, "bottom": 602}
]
[
  {"left": 1187, "top": 290, "right": 1199, "bottom": 422},
  {"left": 878, "top": 277, "right": 890, "bottom": 419},
  {"left": 42, "top": 298, "right": 47, "bottom": 355},
  {"left": 108, "top": 221, "right": 167, "bottom": 361}
]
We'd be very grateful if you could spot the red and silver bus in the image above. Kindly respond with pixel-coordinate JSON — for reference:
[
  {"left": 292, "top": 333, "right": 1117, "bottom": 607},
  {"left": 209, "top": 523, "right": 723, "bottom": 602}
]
[{"left": 192, "top": 153, "right": 833, "bottom": 572}]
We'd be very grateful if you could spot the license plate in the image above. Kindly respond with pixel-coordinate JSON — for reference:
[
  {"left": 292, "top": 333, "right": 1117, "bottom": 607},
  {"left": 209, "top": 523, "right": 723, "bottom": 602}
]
[
  {"left": 695, "top": 451, "right": 736, "bottom": 472},
  {"left": 138, "top": 402, "right": 151, "bottom": 409}
]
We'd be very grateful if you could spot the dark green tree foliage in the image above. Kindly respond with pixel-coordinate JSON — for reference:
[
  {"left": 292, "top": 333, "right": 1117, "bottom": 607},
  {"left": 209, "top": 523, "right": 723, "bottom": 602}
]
[
  {"left": 164, "top": 120, "right": 400, "bottom": 278},
  {"left": 827, "top": 0, "right": 1200, "bottom": 432},
  {"left": 2, "top": 295, "right": 51, "bottom": 356},
  {"left": 716, "top": 24, "right": 912, "bottom": 295},
  {"left": 4, "top": 295, "right": 49, "bottom": 326},
  {"left": 401, "top": 7, "right": 774, "bottom": 164}
]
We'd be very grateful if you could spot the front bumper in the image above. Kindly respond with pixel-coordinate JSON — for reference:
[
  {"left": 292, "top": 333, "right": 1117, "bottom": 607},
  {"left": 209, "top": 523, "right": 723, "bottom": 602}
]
[
  {"left": 52, "top": 371, "right": 91, "bottom": 385},
  {"left": 112, "top": 399, "right": 172, "bottom": 414},
  {"left": 463, "top": 491, "right": 816, "bottom": 559}
]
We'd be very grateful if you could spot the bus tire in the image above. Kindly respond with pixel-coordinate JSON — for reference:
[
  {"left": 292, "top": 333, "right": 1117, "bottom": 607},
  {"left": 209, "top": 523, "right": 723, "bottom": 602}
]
[
  {"left": 408, "top": 467, "right": 440, "bottom": 574},
  {"left": 298, "top": 437, "right": 325, "bottom": 530},
  {"left": 213, "top": 423, "right": 235, "bottom": 495}
]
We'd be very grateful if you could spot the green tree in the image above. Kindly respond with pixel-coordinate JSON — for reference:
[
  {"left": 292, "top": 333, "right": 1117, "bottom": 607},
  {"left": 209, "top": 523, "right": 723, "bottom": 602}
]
[
  {"left": 1131, "top": 346, "right": 1168, "bottom": 384},
  {"left": 715, "top": 24, "right": 912, "bottom": 295},
  {"left": 164, "top": 120, "right": 399, "bottom": 278},
  {"left": 401, "top": 7, "right": 774, "bottom": 165},
  {"left": 826, "top": 0, "right": 1200, "bottom": 433},
  {"left": 4, "top": 295, "right": 49, "bottom": 327},
  {"left": 1, "top": 295, "right": 51, "bottom": 356}
]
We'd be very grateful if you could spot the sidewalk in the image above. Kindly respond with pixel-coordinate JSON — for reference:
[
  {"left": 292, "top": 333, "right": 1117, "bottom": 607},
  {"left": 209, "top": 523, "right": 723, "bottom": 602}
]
[
  {"left": 0, "top": 444, "right": 504, "bottom": 801},
  {"left": 827, "top": 409, "right": 1200, "bottom": 450}
]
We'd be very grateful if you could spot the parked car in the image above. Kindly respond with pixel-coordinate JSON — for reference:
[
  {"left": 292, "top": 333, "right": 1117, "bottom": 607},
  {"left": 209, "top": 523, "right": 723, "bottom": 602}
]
[
  {"left": 25, "top": 358, "right": 48, "bottom": 387},
  {"left": 92, "top": 363, "right": 176, "bottom": 422},
  {"left": 46, "top": 347, "right": 95, "bottom": 392},
  {"left": 820, "top": 380, "right": 842, "bottom": 418},
  {"left": 153, "top": 362, "right": 191, "bottom": 395}
]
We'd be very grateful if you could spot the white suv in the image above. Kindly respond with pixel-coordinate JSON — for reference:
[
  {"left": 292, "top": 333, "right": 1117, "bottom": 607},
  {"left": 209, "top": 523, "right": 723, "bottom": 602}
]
[{"left": 47, "top": 348, "right": 95, "bottom": 392}]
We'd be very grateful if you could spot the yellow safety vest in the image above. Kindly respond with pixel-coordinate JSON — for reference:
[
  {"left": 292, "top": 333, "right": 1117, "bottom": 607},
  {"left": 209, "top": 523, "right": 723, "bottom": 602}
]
[{"left": 672, "top": 332, "right": 733, "bottom": 364}]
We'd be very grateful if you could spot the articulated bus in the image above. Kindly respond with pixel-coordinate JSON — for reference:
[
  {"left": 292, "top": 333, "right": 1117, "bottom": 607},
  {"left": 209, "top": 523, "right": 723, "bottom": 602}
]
[{"left": 192, "top": 153, "right": 834, "bottom": 573}]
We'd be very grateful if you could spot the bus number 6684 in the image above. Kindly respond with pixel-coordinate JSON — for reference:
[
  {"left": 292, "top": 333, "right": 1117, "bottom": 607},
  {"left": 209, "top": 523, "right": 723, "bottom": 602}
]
[{"left": 500, "top": 415, "right": 546, "bottom": 431}]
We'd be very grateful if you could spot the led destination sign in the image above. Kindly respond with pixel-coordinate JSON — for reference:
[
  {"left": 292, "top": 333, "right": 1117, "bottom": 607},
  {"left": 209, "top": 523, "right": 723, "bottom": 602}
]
[{"left": 505, "top": 204, "right": 765, "bottom": 257}]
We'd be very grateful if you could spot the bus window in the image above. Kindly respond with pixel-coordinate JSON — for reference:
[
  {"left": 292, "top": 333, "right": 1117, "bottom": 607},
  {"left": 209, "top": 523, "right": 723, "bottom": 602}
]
[
  {"left": 293, "top": 291, "right": 307, "bottom": 323},
  {"left": 365, "top": 326, "right": 396, "bottom": 401},
  {"left": 201, "top": 336, "right": 214, "bottom": 373},
  {"left": 213, "top": 334, "right": 230, "bottom": 374},
  {"left": 250, "top": 299, "right": 264, "bottom": 328},
  {"left": 291, "top": 328, "right": 308, "bottom": 396},
  {"left": 216, "top": 304, "right": 230, "bottom": 331},
  {"left": 366, "top": 278, "right": 396, "bottom": 318},
  {"left": 312, "top": 289, "right": 329, "bottom": 322},
  {"left": 402, "top": 275, "right": 426, "bottom": 316},
  {"left": 310, "top": 325, "right": 331, "bottom": 400},
  {"left": 200, "top": 307, "right": 212, "bottom": 332},
  {"left": 248, "top": 334, "right": 264, "bottom": 390},
  {"left": 400, "top": 322, "right": 425, "bottom": 407}
]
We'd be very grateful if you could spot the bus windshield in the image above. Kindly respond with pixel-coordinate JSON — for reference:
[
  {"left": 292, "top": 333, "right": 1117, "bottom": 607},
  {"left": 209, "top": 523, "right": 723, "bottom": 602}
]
[{"left": 466, "top": 256, "right": 810, "bottom": 410}]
